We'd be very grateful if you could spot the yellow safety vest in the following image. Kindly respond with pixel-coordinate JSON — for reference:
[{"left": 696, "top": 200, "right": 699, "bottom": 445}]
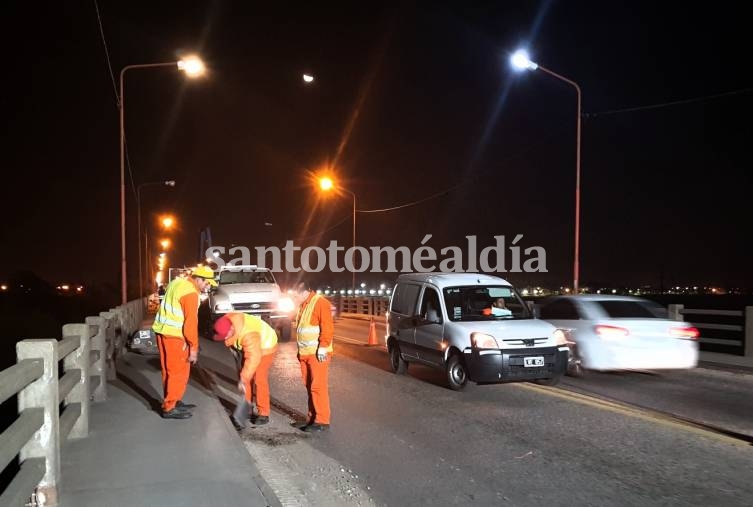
[
  {"left": 296, "top": 294, "right": 333, "bottom": 355},
  {"left": 152, "top": 278, "right": 198, "bottom": 338},
  {"left": 231, "top": 314, "right": 278, "bottom": 352}
]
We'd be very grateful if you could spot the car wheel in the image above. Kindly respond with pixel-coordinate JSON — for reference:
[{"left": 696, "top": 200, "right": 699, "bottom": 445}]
[
  {"left": 446, "top": 354, "right": 468, "bottom": 391},
  {"left": 533, "top": 375, "right": 562, "bottom": 386},
  {"left": 566, "top": 346, "right": 587, "bottom": 378},
  {"left": 389, "top": 342, "right": 408, "bottom": 374}
]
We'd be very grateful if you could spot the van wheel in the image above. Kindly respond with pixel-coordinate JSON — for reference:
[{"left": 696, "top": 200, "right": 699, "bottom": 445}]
[
  {"left": 389, "top": 343, "right": 408, "bottom": 374},
  {"left": 446, "top": 354, "right": 468, "bottom": 391},
  {"left": 533, "top": 375, "right": 562, "bottom": 386}
]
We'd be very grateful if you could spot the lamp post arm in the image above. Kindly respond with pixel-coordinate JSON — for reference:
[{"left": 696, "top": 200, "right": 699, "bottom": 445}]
[{"left": 119, "top": 62, "right": 179, "bottom": 304}]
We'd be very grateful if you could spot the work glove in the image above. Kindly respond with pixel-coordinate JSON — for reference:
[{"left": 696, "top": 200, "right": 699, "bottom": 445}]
[{"left": 316, "top": 347, "right": 328, "bottom": 362}]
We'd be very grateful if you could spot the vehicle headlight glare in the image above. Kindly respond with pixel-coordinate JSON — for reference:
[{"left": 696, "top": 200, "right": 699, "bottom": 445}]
[{"left": 277, "top": 297, "right": 295, "bottom": 313}]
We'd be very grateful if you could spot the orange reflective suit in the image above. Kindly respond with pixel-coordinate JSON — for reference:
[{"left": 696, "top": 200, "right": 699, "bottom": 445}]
[
  {"left": 223, "top": 312, "right": 278, "bottom": 416},
  {"left": 296, "top": 293, "right": 334, "bottom": 425},
  {"left": 152, "top": 277, "right": 200, "bottom": 412}
]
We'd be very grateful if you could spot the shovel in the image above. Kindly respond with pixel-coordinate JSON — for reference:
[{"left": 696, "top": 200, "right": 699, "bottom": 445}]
[{"left": 232, "top": 398, "right": 252, "bottom": 429}]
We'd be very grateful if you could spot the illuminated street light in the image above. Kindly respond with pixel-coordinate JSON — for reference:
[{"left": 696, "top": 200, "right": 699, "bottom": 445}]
[
  {"left": 318, "top": 176, "right": 357, "bottom": 290},
  {"left": 161, "top": 216, "right": 176, "bottom": 229},
  {"left": 120, "top": 55, "right": 204, "bottom": 304},
  {"left": 177, "top": 55, "right": 206, "bottom": 77},
  {"left": 510, "top": 48, "right": 582, "bottom": 294},
  {"left": 160, "top": 239, "right": 171, "bottom": 250},
  {"left": 303, "top": 74, "right": 314, "bottom": 83}
]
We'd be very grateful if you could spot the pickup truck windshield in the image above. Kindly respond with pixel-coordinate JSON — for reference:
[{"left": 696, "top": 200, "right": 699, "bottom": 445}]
[{"left": 219, "top": 270, "right": 275, "bottom": 284}]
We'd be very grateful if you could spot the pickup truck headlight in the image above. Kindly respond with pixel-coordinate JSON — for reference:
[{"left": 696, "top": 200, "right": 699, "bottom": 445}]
[
  {"left": 471, "top": 332, "right": 499, "bottom": 349},
  {"left": 214, "top": 301, "right": 232, "bottom": 312},
  {"left": 277, "top": 297, "right": 295, "bottom": 313}
]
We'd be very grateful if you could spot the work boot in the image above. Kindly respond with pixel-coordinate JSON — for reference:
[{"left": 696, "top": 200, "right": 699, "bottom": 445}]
[
  {"left": 302, "top": 423, "right": 329, "bottom": 432},
  {"left": 176, "top": 400, "right": 196, "bottom": 410},
  {"left": 252, "top": 415, "right": 269, "bottom": 425},
  {"left": 162, "top": 408, "right": 192, "bottom": 419}
]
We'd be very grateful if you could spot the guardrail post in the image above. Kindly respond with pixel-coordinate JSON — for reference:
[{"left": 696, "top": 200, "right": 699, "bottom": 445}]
[
  {"left": 745, "top": 306, "right": 753, "bottom": 358},
  {"left": 62, "top": 324, "right": 90, "bottom": 439},
  {"left": 17, "top": 339, "right": 60, "bottom": 506},
  {"left": 86, "top": 316, "right": 108, "bottom": 401},
  {"left": 100, "top": 311, "right": 118, "bottom": 381},
  {"left": 668, "top": 304, "right": 684, "bottom": 321}
]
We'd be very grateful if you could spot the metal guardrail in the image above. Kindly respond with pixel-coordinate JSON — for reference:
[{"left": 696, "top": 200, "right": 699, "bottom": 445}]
[
  {"left": 668, "top": 304, "right": 752, "bottom": 354},
  {"left": 337, "top": 296, "right": 390, "bottom": 317},
  {"left": 0, "top": 298, "right": 145, "bottom": 507}
]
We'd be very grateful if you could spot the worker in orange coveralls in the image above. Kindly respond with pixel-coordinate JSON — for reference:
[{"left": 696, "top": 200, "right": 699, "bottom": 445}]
[
  {"left": 295, "top": 281, "right": 334, "bottom": 432},
  {"left": 152, "top": 266, "right": 217, "bottom": 419},
  {"left": 212, "top": 312, "right": 278, "bottom": 427}
]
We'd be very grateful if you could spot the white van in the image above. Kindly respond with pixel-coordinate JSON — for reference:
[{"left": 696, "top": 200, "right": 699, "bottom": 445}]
[{"left": 387, "top": 273, "right": 569, "bottom": 390}]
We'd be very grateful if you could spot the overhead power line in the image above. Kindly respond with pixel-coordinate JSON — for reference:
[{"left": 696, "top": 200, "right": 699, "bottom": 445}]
[{"left": 585, "top": 86, "right": 753, "bottom": 118}]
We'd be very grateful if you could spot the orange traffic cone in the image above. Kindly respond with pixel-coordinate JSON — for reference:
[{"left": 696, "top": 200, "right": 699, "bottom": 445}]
[{"left": 367, "top": 317, "right": 378, "bottom": 346}]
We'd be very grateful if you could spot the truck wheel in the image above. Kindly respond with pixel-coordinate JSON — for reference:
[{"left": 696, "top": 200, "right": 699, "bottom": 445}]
[
  {"left": 446, "top": 354, "right": 468, "bottom": 391},
  {"left": 389, "top": 342, "right": 408, "bottom": 374}
]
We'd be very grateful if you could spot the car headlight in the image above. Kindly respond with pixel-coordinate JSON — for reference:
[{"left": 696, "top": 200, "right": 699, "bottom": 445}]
[
  {"left": 471, "top": 332, "right": 499, "bottom": 349},
  {"left": 214, "top": 301, "right": 232, "bottom": 312},
  {"left": 277, "top": 297, "right": 295, "bottom": 313}
]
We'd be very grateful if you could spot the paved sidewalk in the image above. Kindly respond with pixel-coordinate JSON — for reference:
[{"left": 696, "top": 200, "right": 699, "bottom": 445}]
[{"left": 58, "top": 348, "right": 279, "bottom": 507}]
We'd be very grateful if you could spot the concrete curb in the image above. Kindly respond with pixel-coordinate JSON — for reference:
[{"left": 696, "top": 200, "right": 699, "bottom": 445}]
[{"left": 195, "top": 365, "right": 283, "bottom": 507}]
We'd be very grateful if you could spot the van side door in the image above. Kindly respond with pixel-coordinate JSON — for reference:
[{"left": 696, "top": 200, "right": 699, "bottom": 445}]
[
  {"left": 414, "top": 285, "right": 445, "bottom": 366},
  {"left": 389, "top": 283, "right": 421, "bottom": 359}
]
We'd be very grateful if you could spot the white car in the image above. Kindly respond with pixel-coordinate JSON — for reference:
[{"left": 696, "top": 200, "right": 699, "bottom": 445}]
[{"left": 538, "top": 295, "right": 699, "bottom": 376}]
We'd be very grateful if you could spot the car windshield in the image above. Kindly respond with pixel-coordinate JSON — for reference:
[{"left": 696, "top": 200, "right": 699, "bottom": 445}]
[
  {"left": 219, "top": 270, "right": 275, "bottom": 285},
  {"left": 443, "top": 285, "right": 531, "bottom": 321},
  {"left": 594, "top": 300, "right": 668, "bottom": 319}
]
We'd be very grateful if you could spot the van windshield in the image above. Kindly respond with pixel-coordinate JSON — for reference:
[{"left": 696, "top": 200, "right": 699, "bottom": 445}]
[{"left": 443, "top": 285, "right": 532, "bottom": 321}]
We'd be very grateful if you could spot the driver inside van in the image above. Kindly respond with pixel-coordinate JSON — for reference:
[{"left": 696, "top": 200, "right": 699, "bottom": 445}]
[{"left": 483, "top": 298, "right": 513, "bottom": 317}]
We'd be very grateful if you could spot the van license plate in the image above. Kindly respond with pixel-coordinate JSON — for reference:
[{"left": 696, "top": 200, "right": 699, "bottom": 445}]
[{"left": 524, "top": 356, "right": 545, "bottom": 367}]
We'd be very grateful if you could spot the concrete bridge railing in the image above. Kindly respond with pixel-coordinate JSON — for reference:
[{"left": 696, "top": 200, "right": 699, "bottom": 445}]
[{"left": 0, "top": 298, "right": 145, "bottom": 507}]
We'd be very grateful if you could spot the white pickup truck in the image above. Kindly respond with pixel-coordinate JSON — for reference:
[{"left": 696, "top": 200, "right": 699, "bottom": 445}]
[{"left": 207, "top": 265, "right": 295, "bottom": 340}]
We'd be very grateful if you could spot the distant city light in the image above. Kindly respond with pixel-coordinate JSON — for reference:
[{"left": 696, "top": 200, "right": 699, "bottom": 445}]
[{"left": 302, "top": 74, "right": 314, "bottom": 83}]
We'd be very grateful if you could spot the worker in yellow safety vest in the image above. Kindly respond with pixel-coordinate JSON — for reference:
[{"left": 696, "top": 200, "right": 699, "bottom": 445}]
[
  {"left": 213, "top": 312, "right": 278, "bottom": 427},
  {"left": 295, "top": 281, "right": 334, "bottom": 432},
  {"left": 152, "top": 266, "right": 217, "bottom": 419}
]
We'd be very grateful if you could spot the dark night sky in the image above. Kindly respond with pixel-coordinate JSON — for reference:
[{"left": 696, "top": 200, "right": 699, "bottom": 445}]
[{"left": 1, "top": 1, "right": 751, "bottom": 293}]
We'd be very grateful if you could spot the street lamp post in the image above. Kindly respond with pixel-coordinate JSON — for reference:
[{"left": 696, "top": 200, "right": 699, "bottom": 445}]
[
  {"left": 319, "top": 177, "right": 357, "bottom": 290},
  {"left": 137, "top": 180, "right": 176, "bottom": 299},
  {"left": 119, "top": 56, "right": 205, "bottom": 304},
  {"left": 510, "top": 50, "right": 582, "bottom": 294}
]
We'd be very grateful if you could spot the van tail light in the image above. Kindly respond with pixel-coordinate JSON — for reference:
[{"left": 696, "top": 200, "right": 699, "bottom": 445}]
[
  {"left": 594, "top": 325, "right": 629, "bottom": 340},
  {"left": 670, "top": 326, "right": 700, "bottom": 340}
]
